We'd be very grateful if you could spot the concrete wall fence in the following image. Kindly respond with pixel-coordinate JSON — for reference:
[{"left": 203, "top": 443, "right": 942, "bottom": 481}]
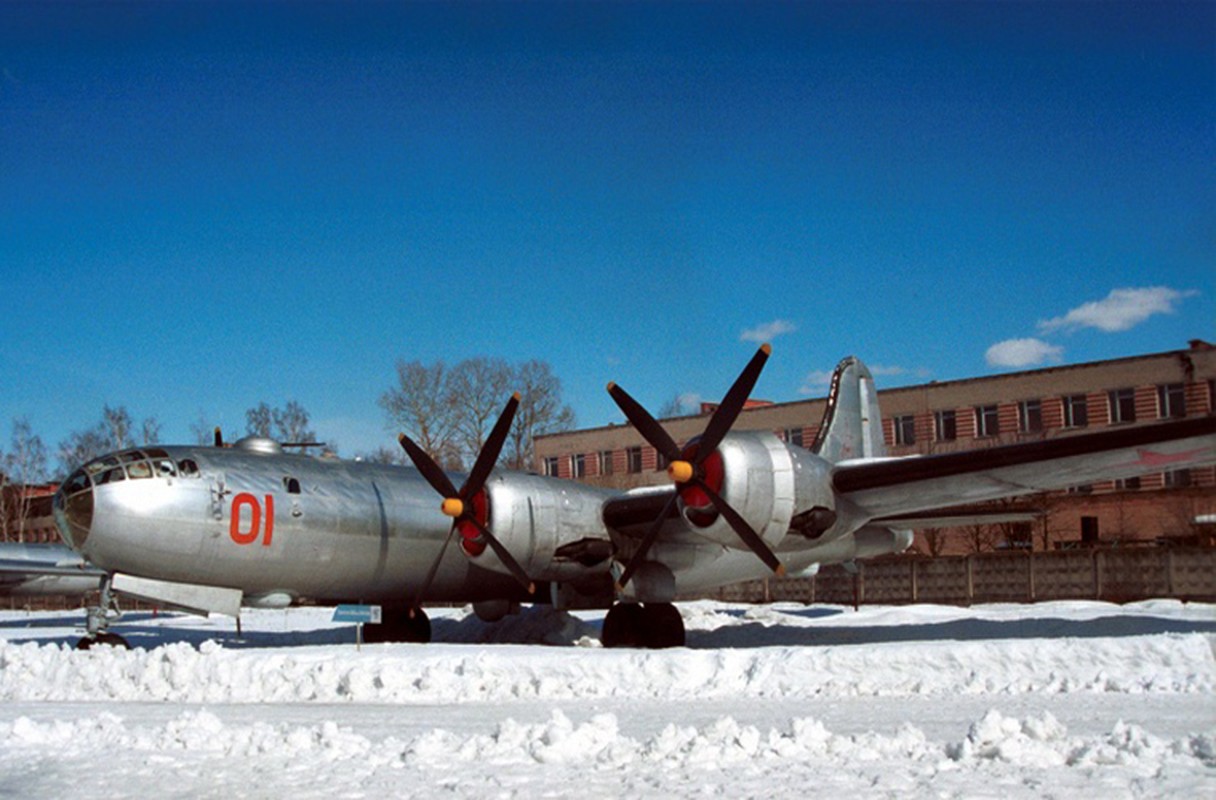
[{"left": 697, "top": 547, "right": 1216, "bottom": 606}]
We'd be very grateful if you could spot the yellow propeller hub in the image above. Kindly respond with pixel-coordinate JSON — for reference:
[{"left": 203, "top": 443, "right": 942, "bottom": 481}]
[
  {"left": 667, "top": 460, "right": 694, "bottom": 484},
  {"left": 441, "top": 497, "right": 465, "bottom": 518}
]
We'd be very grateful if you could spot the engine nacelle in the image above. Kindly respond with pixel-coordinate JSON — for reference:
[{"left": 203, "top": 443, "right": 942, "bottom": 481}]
[
  {"left": 680, "top": 431, "right": 836, "bottom": 550},
  {"left": 469, "top": 471, "right": 614, "bottom": 582}
]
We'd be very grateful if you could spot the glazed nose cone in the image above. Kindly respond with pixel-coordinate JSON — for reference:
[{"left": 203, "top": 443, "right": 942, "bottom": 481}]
[{"left": 53, "top": 470, "right": 94, "bottom": 550}]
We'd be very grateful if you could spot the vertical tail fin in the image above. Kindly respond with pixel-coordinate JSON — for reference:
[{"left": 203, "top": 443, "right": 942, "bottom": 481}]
[{"left": 811, "top": 357, "right": 886, "bottom": 463}]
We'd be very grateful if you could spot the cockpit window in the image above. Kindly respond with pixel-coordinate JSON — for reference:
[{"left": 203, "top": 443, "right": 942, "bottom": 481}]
[
  {"left": 64, "top": 469, "right": 91, "bottom": 495},
  {"left": 84, "top": 456, "right": 119, "bottom": 475},
  {"left": 95, "top": 466, "right": 126, "bottom": 485},
  {"left": 118, "top": 450, "right": 146, "bottom": 464},
  {"left": 145, "top": 448, "right": 169, "bottom": 459},
  {"left": 155, "top": 458, "right": 176, "bottom": 478},
  {"left": 177, "top": 459, "right": 199, "bottom": 477},
  {"left": 126, "top": 461, "right": 153, "bottom": 480}
]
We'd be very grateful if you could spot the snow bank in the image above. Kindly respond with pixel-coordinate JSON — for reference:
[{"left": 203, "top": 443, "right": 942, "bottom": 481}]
[
  {"left": 2, "top": 708, "right": 1211, "bottom": 800},
  {"left": 1, "top": 631, "right": 1211, "bottom": 705}
]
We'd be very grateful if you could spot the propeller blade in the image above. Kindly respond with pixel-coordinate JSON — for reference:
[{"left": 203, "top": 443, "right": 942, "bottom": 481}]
[
  {"left": 615, "top": 490, "right": 681, "bottom": 590},
  {"left": 213, "top": 427, "right": 224, "bottom": 448},
  {"left": 694, "top": 477, "right": 785, "bottom": 576},
  {"left": 607, "top": 382, "right": 682, "bottom": 462},
  {"left": 697, "top": 344, "right": 771, "bottom": 461},
  {"left": 466, "top": 515, "right": 535, "bottom": 594},
  {"left": 398, "top": 433, "right": 460, "bottom": 499},
  {"left": 410, "top": 523, "right": 458, "bottom": 616},
  {"left": 463, "top": 393, "right": 520, "bottom": 500}
]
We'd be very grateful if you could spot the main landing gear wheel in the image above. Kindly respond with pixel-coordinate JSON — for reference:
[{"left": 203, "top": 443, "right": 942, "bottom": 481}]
[
  {"left": 76, "top": 632, "right": 130, "bottom": 650},
  {"left": 601, "top": 603, "right": 685, "bottom": 649},
  {"left": 363, "top": 608, "right": 432, "bottom": 644}
]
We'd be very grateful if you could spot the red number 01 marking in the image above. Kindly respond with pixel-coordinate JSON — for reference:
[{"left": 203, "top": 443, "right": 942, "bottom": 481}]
[{"left": 230, "top": 493, "right": 275, "bottom": 547}]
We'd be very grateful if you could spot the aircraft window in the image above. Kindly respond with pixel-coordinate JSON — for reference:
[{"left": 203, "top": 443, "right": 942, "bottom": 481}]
[
  {"left": 64, "top": 470, "right": 91, "bottom": 495},
  {"left": 146, "top": 448, "right": 170, "bottom": 459},
  {"left": 84, "top": 456, "right": 120, "bottom": 475},
  {"left": 96, "top": 466, "right": 126, "bottom": 485},
  {"left": 126, "top": 461, "right": 153, "bottom": 480},
  {"left": 118, "top": 450, "right": 146, "bottom": 463},
  {"left": 155, "top": 459, "right": 176, "bottom": 477},
  {"left": 177, "top": 459, "right": 199, "bottom": 477},
  {"left": 283, "top": 476, "right": 301, "bottom": 494}
]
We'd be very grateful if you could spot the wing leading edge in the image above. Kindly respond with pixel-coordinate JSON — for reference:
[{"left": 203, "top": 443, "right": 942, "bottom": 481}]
[{"left": 834, "top": 416, "right": 1216, "bottom": 522}]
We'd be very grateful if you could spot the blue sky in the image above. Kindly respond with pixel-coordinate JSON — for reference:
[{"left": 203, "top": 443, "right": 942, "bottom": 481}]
[{"left": 2, "top": 1, "right": 1212, "bottom": 463}]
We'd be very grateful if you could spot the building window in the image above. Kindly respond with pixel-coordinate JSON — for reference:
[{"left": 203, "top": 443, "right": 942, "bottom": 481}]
[
  {"left": 1157, "top": 383, "right": 1185, "bottom": 419},
  {"left": 543, "top": 456, "right": 559, "bottom": 477},
  {"left": 572, "top": 453, "right": 586, "bottom": 479},
  {"left": 655, "top": 449, "right": 668, "bottom": 472},
  {"left": 626, "top": 446, "right": 643, "bottom": 474},
  {"left": 1114, "top": 476, "right": 1141, "bottom": 491},
  {"left": 1018, "top": 399, "right": 1043, "bottom": 433},
  {"left": 1164, "top": 469, "right": 1192, "bottom": 488},
  {"left": 599, "top": 450, "right": 614, "bottom": 476},
  {"left": 1108, "top": 388, "right": 1136, "bottom": 424},
  {"left": 934, "top": 409, "right": 957, "bottom": 442},
  {"left": 1062, "top": 394, "right": 1088, "bottom": 428},
  {"left": 784, "top": 428, "right": 804, "bottom": 448},
  {"left": 975, "top": 405, "right": 999, "bottom": 438},
  {"left": 893, "top": 415, "right": 915, "bottom": 446}
]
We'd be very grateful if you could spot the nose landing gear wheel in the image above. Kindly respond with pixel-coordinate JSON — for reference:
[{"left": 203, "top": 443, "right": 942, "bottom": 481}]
[{"left": 76, "top": 632, "right": 130, "bottom": 650}]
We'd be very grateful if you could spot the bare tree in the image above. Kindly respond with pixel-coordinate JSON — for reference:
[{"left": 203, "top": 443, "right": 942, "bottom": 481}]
[
  {"left": 659, "top": 393, "right": 698, "bottom": 419},
  {"left": 449, "top": 357, "right": 513, "bottom": 464},
  {"left": 960, "top": 523, "right": 1000, "bottom": 553},
  {"left": 380, "top": 357, "right": 575, "bottom": 473},
  {"left": 244, "top": 401, "right": 320, "bottom": 452},
  {"left": 379, "top": 360, "right": 462, "bottom": 469},
  {"left": 1, "top": 418, "right": 48, "bottom": 542},
  {"left": 103, "top": 405, "right": 133, "bottom": 450},
  {"left": 356, "top": 446, "right": 404, "bottom": 465},
  {"left": 57, "top": 406, "right": 162, "bottom": 476},
  {"left": 245, "top": 402, "right": 274, "bottom": 438},
  {"left": 190, "top": 411, "right": 216, "bottom": 446},
  {"left": 505, "top": 360, "right": 576, "bottom": 471},
  {"left": 915, "top": 528, "right": 948, "bottom": 557}
]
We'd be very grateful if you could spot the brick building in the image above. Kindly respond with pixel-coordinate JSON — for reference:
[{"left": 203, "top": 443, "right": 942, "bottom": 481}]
[
  {"left": 535, "top": 340, "right": 1216, "bottom": 555},
  {"left": 0, "top": 482, "right": 60, "bottom": 543}
]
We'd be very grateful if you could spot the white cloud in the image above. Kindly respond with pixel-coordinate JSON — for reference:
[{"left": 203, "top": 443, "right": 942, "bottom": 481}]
[
  {"left": 1037, "top": 287, "right": 1198, "bottom": 334},
  {"left": 740, "top": 319, "right": 797, "bottom": 343},
  {"left": 798, "top": 370, "right": 835, "bottom": 395},
  {"left": 985, "top": 338, "right": 1065, "bottom": 368}
]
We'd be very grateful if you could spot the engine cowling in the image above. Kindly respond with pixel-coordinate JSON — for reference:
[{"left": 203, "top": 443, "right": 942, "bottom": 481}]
[
  {"left": 676, "top": 431, "right": 836, "bottom": 550},
  {"left": 467, "top": 471, "right": 615, "bottom": 583}
]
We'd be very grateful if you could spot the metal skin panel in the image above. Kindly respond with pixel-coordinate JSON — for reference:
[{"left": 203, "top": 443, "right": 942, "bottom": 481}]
[
  {"left": 471, "top": 471, "right": 618, "bottom": 582},
  {"left": 682, "top": 431, "right": 797, "bottom": 549},
  {"left": 64, "top": 447, "right": 538, "bottom": 605}
]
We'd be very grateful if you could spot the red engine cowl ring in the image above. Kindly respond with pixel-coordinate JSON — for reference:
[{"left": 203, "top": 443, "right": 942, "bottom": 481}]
[
  {"left": 678, "top": 443, "right": 723, "bottom": 528},
  {"left": 458, "top": 489, "right": 489, "bottom": 556}
]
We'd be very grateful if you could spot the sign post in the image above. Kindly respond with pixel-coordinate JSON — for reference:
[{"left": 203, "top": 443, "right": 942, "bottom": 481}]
[{"left": 332, "top": 604, "right": 382, "bottom": 649}]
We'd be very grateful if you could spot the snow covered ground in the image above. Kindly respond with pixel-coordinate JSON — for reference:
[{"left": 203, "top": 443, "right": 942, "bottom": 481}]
[{"left": 1, "top": 599, "right": 1213, "bottom": 798}]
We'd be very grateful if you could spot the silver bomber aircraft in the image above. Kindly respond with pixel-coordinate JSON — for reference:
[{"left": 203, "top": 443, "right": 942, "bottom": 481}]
[{"left": 45, "top": 347, "right": 1216, "bottom": 648}]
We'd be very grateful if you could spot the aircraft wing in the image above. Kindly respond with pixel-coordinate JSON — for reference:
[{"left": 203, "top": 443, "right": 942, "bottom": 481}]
[
  {"left": 0, "top": 542, "right": 106, "bottom": 597},
  {"left": 834, "top": 416, "right": 1216, "bottom": 522},
  {"left": 0, "top": 542, "right": 106, "bottom": 579}
]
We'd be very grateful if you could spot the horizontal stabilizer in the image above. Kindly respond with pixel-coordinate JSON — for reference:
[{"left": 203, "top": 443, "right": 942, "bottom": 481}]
[{"left": 112, "top": 572, "right": 243, "bottom": 618}]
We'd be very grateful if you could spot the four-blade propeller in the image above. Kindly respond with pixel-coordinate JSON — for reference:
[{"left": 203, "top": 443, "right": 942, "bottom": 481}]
[
  {"left": 398, "top": 392, "right": 535, "bottom": 614},
  {"left": 606, "top": 344, "right": 785, "bottom": 588}
]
